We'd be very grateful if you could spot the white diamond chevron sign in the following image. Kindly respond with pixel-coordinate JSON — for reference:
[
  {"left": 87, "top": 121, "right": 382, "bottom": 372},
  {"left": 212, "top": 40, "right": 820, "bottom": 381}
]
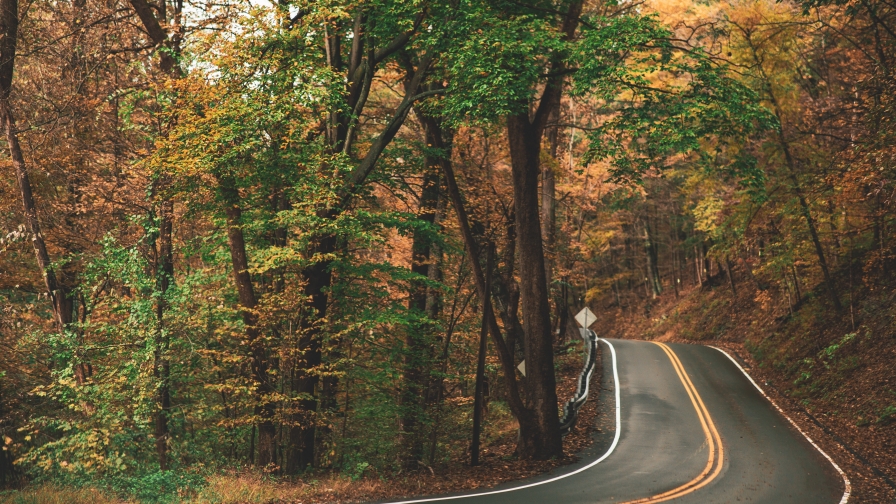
[
  {"left": 517, "top": 360, "right": 526, "bottom": 377},
  {"left": 575, "top": 307, "right": 597, "bottom": 328}
]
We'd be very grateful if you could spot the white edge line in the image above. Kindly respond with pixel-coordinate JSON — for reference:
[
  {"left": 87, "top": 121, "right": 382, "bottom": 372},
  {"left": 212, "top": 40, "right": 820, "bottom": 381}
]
[
  {"left": 709, "top": 345, "right": 851, "bottom": 504},
  {"left": 381, "top": 338, "right": 622, "bottom": 504}
]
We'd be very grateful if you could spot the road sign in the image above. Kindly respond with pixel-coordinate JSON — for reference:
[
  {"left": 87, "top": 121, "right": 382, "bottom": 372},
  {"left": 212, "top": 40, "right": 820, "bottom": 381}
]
[
  {"left": 517, "top": 360, "right": 526, "bottom": 377},
  {"left": 575, "top": 307, "right": 597, "bottom": 328}
]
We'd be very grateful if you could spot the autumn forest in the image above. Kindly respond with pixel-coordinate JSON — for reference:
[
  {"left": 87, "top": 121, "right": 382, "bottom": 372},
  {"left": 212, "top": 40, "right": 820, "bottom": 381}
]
[{"left": 0, "top": 0, "right": 894, "bottom": 502}]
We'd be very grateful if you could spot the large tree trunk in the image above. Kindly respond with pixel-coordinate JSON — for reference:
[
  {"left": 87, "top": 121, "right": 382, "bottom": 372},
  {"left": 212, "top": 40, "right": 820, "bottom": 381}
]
[
  {"left": 542, "top": 109, "right": 559, "bottom": 288},
  {"left": 498, "top": 1, "right": 582, "bottom": 459},
  {"left": 280, "top": 49, "right": 434, "bottom": 473},
  {"left": 217, "top": 176, "right": 277, "bottom": 467},
  {"left": 544, "top": 109, "right": 567, "bottom": 342},
  {"left": 283, "top": 234, "right": 332, "bottom": 473},
  {"left": 506, "top": 115, "right": 562, "bottom": 459}
]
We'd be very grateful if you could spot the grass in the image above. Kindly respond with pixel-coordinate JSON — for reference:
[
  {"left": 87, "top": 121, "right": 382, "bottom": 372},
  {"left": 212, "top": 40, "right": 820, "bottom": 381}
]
[
  {"left": 191, "top": 473, "right": 387, "bottom": 503},
  {"left": 0, "top": 474, "right": 387, "bottom": 504},
  {"left": 0, "top": 486, "right": 119, "bottom": 504},
  {"left": 876, "top": 405, "right": 896, "bottom": 426}
]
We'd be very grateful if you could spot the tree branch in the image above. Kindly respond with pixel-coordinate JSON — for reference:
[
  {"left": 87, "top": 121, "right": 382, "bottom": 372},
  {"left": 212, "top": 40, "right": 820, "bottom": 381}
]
[
  {"left": 336, "top": 54, "right": 440, "bottom": 210},
  {"left": 373, "top": 11, "right": 426, "bottom": 66}
]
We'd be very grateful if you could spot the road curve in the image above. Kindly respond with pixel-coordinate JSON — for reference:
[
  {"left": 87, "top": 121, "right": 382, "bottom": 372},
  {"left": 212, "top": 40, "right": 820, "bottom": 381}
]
[{"left": 379, "top": 339, "right": 846, "bottom": 504}]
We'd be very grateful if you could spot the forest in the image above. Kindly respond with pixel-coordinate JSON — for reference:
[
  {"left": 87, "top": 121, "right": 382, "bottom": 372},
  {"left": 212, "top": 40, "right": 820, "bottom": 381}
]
[{"left": 0, "top": 0, "right": 893, "bottom": 502}]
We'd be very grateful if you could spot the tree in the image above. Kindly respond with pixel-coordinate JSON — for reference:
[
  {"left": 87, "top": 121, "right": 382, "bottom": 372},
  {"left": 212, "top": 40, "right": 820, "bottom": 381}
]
[{"left": 0, "top": 0, "right": 76, "bottom": 364}]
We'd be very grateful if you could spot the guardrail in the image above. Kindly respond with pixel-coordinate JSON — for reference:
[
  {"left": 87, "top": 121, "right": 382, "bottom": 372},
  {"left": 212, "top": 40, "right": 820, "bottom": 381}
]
[{"left": 559, "top": 328, "right": 599, "bottom": 436}]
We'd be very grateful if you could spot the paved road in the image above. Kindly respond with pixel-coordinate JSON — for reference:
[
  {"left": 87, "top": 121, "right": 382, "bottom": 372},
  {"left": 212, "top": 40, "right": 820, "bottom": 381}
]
[{"left": 382, "top": 339, "right": 847, "bottom": 504}]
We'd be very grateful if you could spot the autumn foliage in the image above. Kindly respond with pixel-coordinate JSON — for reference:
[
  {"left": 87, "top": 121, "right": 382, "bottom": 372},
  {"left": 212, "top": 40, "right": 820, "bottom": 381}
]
[{"left": 0, "top": 0, "right": 893, "bottom": 501}]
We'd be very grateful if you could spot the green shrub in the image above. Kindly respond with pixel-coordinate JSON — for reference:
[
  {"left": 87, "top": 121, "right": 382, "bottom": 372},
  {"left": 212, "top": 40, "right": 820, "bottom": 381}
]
[{"left": 105, "top": 470, "right": 207, "bottom": 504}]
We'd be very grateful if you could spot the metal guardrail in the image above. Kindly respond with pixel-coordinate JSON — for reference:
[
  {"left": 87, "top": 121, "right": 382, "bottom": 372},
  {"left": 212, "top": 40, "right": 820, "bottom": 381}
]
[{"left": 559, "top": 328, "right": 599, "bottom": 436}]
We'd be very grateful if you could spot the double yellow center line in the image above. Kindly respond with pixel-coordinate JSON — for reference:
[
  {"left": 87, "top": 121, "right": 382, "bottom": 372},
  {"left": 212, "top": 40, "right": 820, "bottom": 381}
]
[{"left": 620, "top": 342, "right": 725, "bottom": 503}]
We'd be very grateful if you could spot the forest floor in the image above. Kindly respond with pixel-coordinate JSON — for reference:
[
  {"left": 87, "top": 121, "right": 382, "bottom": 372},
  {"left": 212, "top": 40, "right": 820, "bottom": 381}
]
[
  {"left": 601, "top": 271, "right": 896, "bottom": 503},
  {"left": 0, "top": 345, "right": 604, "bottom": 504}
]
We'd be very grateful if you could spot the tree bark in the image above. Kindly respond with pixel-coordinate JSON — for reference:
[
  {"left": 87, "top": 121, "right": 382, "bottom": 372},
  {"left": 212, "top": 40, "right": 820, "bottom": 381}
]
[
  {"left": 0, "top": 0, "right": 87, "bottom": 387},
  {"left": 285, "top": 234, "right": 331, "bottom": 473},
  {"left": 790, "top": 175, "right": 843, "bottom": 311},
  {"left": 282, "top": 47, "right": 435, "bottom": 472},
  {"left": 694, "top": 245, "right": 703, "bottom": 286},
  {"left": 1, "top": 106, "right": 75, "bottom": 333},
  {"left": 542, "top": 108, "right": 559, "bottom": 289},
  {"left": 217, "top": 175, "right": 277, "bottom": 467},
  {"left": 506, "top": 115, "right": 562, "bottom": 459},
  {"left": 724, "top": 255, "right": 737, "bottom": 296},
  {"left": 490, "top": 0, "right": 582, "bottom": 459},
  {"left": 792, "top": 264, "right": 802, "bottom": 303},
  {"left": 471, "top": 246, "right": 493, "bottom": 466},
  {"left": 1, "top": 0, "right": 69, "bottom": 330},
  {"left": 128, "top": 0, "right": 180, "bottom": 76},
  {"left": 153, "top": 198, "right": 173, "bottom": 470},
  {"left": 643, "top": 218, "right": 661, "bottom": 298}
]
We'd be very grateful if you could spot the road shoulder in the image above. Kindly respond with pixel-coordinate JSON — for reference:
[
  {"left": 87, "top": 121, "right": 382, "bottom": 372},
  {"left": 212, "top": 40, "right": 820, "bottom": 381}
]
[{"left": 703, "top": 340, "right": 895, "bottom": 503}]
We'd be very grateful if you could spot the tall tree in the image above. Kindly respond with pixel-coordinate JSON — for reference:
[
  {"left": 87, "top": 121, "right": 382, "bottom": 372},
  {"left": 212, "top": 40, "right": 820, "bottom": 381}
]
[
  {"left": 286, "top": 11, "right": 439, "bottom": 469},
  {"left": 502, "top": 1, "right": 584, "bottom": 458},
  {"left": 127, "top": 0, "right": 185, "bottom": 469},
  {"left": 1, "top": 0, "right": 73, "bottom": 342}
]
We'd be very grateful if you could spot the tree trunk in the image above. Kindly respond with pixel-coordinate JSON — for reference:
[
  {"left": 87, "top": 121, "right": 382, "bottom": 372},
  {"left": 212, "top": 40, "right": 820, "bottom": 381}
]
[
  {"left": 429, "top": 115, "right": 531, "bottom": 452},
  {"left": 126, "top": 0, "right": 184, "bottom": 471},
  {"left": 285, "top": 238, "right": 331, "bottom": 473},
  {"left": 217, "top": 176, "right": 277, "bottom": 467},
  {"left": 399, "top": 155, "right": 441, "bottom": 470},
  {"left": 784, "top": 275, "right": 794, "bottom": 315},
  {"left": 745, "top": 31, "right": 843, "bottom": 311},
  {"left": 643, "top": 219, "right": 661, "bottom": 298},
  {"left": 790, "top": 177, "right": 842, "bottom": 311},
  {"left": 792, "top": 264, "right": 803, "bottom": 303},
  {"left": 427, "top": 253, "right": 463, "bottom": 467},
  {"left": 280, "top": 49, "right": 434, "bottom": 473},
  {"left": 0, "top": 0, "right": 76, "bottom": 339},
  {"left": 471, "top": 247, "right": 493, "bottom": 466},
  {"left": 542, "top": 108, "right": 559, "bottom": 289},
  {"left": 153, "top": 198, "right": 173, "bottom": 470},
  {"left": 694, "top": 245, "right": 703, "bottom": 286},
  {"left": 506, "top": 114, "right": 562, "bottom": 459},
  {"left": 724, "top": 255, "right": 737, "bottom": 296}
]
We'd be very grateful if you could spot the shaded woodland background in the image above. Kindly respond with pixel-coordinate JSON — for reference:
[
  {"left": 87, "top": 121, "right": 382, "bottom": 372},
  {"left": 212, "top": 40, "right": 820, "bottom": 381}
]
[{"left": 0, "top": 0, "right": 894, "bottom": 501}]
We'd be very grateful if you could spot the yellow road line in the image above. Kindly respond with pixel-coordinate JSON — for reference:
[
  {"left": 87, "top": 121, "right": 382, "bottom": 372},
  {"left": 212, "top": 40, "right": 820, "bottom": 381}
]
[
  {"left": 618, "top": 343, "right": 724, "bottom": 503},
  {"left": 655, "top": 343, "right": 724, "bottom": 500}
]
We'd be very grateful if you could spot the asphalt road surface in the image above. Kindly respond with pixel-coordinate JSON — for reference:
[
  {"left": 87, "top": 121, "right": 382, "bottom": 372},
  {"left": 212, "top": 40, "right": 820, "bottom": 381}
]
[{"left": 381, "top": 339, "right": 847, "bottom": 504}]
